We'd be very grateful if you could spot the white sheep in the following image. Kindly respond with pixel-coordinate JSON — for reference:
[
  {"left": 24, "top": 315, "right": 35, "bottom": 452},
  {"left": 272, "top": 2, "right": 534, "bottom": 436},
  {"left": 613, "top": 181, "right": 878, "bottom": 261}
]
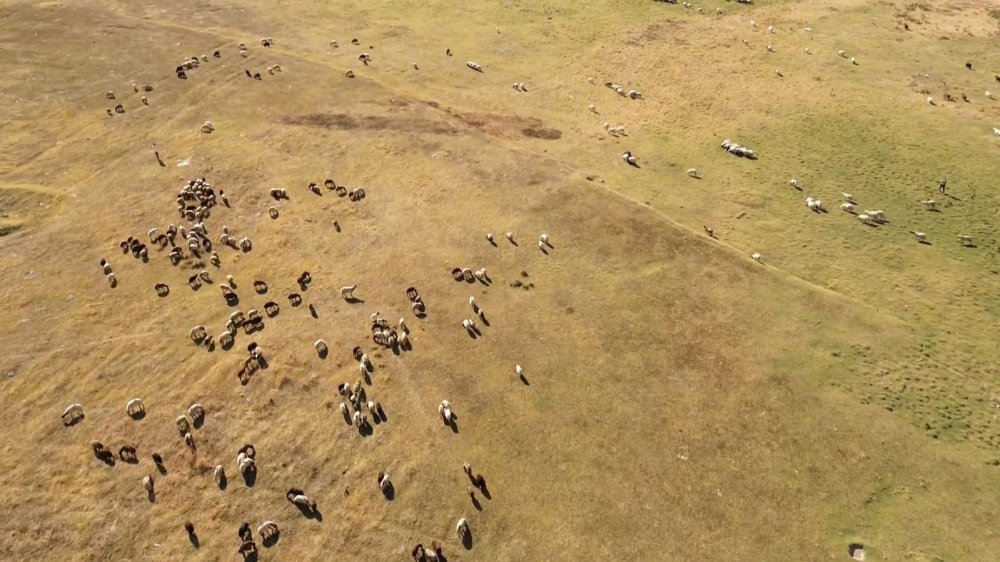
[
  {"left": 958, "top": 234, "right": 974, "bottom": 246},
  {"left": 238, "top": 455, "right": 255, "bottom": 474},
  {"left": 462, "top": 319, "right": 475, "bottom": 331},
  {"left": 340, "top": 403, "right": 349, "bottom": 416},
  {"left": 506, "top": 232, "right": 514, "bottom": 243},
  {"left": 789, "top": 179, "right": 799, "bottom": 188},
  {"left": 474, "top": 268, "right": 488, "bottom": 281},
  {"left": 486, "top": 233, "right": 494, "bottom": 243},
  {"left": 837, "top": 49, "right": 846, "bottom": 58},
  {"left": 315, "top": 339, "right": 328, "bottom": 354},
  {"left": 399, "top": 318, "right": 408, "bottom": 334},
  {"left": 911, "top": 231, "right": 928, "bottom": 242},
  {"left": 927, "top": 96, "right": 935, "bottom": 106},
  {"left": 379, "top": 472, "right": 391, "bottom": 491},
  {"left": 539, "top": 233, "right": 550, "bottom": 246},
  {"left": 143, "top": 475, "right": 154, "bottom": 493},
  {"left": 857, "top": 213, "right": 872, "bottom": 225},
  {"left": 107, "top": 273, "right": 117, "bottom": 286},
  {"left": 125, "top": 398, "right": 145, "bottom": 417},
  {"left": 258, "top": 521, "right": 279, "bottom": 539},
  {"left": 439, "top": 400, "right": 454, "bottom": 423},
  {"left": 588, "top": 103, "right": 597, "bottom": 113},
  {"left": 516, "top": 364, "right": 525, "bottom": 378},
  {"left": 213, "top": 465, "right": 225, "bottom": 483},
  {"left": 840, "top": 202, "right": 855, "bottom": 213},
  {"left": 61, "top": 403, "right": 84, "bottom": 425},
  {"left": 469, "top": 296, "right": 478, "bottom": 311},
  {"left": 188, "top": 403, "right": 205, "bottom": 421},
  {"left": 457, "top": 518, "right": 470, "bottom": 540},
  {"left": 686, "top": 168, "right": 700, "bottom": 178},
  {"left": 341, "top": 285, "right": 357, "bottom": 300},
  {"left": 842, "top": 192, "right": 855, "bottom": 202},
  {"left": 751, "top": 252, "right": 763, "bottom": 263},
  {"left": 922, "top": 199, "right": 938, "bottom": 211}
]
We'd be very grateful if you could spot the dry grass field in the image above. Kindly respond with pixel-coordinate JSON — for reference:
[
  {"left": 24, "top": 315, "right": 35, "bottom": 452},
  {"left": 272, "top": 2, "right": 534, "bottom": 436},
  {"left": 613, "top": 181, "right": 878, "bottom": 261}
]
[{"left": 2, "top": 0, "right": 1000, "bottom": 560}]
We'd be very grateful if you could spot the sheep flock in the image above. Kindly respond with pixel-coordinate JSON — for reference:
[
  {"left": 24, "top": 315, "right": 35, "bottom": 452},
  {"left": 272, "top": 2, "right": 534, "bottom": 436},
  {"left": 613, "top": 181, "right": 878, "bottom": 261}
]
[{"left": 4, "top": 1, "right": 1000, "bottom": 561}]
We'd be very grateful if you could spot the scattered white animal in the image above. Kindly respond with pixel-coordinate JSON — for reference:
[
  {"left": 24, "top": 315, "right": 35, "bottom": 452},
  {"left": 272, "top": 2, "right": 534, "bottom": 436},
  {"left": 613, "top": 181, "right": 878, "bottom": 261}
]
[
  {"left": 686, "top": 168, "right": 700, "bottom": 178},
  {"left": 62, "top": 403, "right": 84, "bottom": 425},
  {"left": 341, "top": 285, "right": 357, "bottom": 299},
  {"left": 957, "top": 234, "right": 974, "bottom": 246},
  {"left": 751, "top": 252, "right": 763, "bottom": 263},
  {"left": 911, "top": 231, "right": 928, "bottom": 242}
]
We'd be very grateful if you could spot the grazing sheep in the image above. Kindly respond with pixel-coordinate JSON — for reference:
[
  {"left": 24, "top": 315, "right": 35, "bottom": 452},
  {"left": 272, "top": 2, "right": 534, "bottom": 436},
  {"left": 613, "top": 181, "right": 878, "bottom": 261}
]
[
  {"left": 107, "top": 273, "right": 117, "bottom": 286},
  {"left": 516, "top": 364, "right": 525, "bottom": 378},
  {"left": 911, "top": 231, "right": 928, "bottom": 243},
  {"left": 200, "top": 121, "right": 215, "bottom": 133},
  {"left": 341, "top": 285, "right": 357, "bottom": 300},
  {"left": 439, "top": 400, "right": 454, "bottom": 424},
  {"left": 621, "top": 151, "right": 638, "bottom": 165},
  {"left": 840, "top": 203, "right": 855, "bottom": 213},
  {"left": 842, "top": 192, "right": 855, "bottom": 203},
  {"left": 143, "top": 475, "right": 154, "bottom": 493},
  {"left": 588, "top": 103, "right": 597, "bottom": 113},
  {"left": 686, "top": 168, "right": 700, "bottom": 178},
  {"left": 188, "top": 403, "right": 205, "bottom": 422},
  {"left": 857, "top": 213, "right": 873, "bottom": 225},
  {"left": 789, "top": 179, "right": 799, "bottom": 188},
  {"left": 927, "top": 96, "right": 935, "bottom": 106},
  {"left": 378, "top": 472, "right": 391, "bottom": 491},
  {"left": 958, "top": 234, "right": 974, "bottom": 246},
  {"left": 751, "top": 252, "right": 762, "bottom": 263},
  {"left": 238, "top": 455, "right": 255, "bottom": 474},
  {"left": 62, "top": 403, "right": 84, "bottom": 425},
  {"left": 184, "top": 432, "right": 195, "bottom": 449},
  {"left": 474, "top": 268, "right": 488, "bottom": 282},
  {"left": 126, "top": 398, "right": 145, "bottom": 417},
  {"left": 462, "top": 318, "right": 475, "bottom": 331},
  {"left": 176, "top": 415, "right": 191, "bottom": 434},
  {"left": 922, "top": 199, "right": 938, "bottom": 211},
  {"left": 469, "top": 296, "right": 478, "bottom": 311},
  {"left": 457, "top": 518, "right": 470, "bottom": 540},
  {"left": 213, "top": 464, "right": 225, "bottom": 484},
  {"left": 315, "top": 339, "right": 328, "bottom": 355},
  {"left": 258, "top": 521, "right": 279, "bottom": 539}
]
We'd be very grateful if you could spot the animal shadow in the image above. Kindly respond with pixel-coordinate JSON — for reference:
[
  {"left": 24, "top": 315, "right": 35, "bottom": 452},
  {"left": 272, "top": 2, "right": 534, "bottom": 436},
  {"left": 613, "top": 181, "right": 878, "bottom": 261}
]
[
  {"left": 449, "top": 417, "right": 460, "bottom": 433},
  {"left": 345, "top": 297, "right": 364, "bottom": 304},
  {"left": 65, "top": 415, "right": 85, "bottom": 427},
  {"left": 218, "top": 473, "right": 228, "bottom": 489},
  {"left": 520, "top": 374, "right": 530, "bottom": 385},
  {"left": 479, "top": 314, "right": 490, "bottom": 327},
  {"left": 472, "top": 496, "right": 482, "bottom": 511},
  {"left": 129, "top": 411, "right": 146, "bottom": 421},
  {"left": 919, "top": 240, "right": 932, "bottom": 245},
  {"left": 147, "top": 490, "right": 156, "bottom": 503},
  {"left": 462, "top": 529, "right": 473, "bottom": 550},
  {"left": 318, "top": 348, "right": 329, "bottom": 359},
  {"left": 188, "top": 532, "right": 200, "bottom": 548}
]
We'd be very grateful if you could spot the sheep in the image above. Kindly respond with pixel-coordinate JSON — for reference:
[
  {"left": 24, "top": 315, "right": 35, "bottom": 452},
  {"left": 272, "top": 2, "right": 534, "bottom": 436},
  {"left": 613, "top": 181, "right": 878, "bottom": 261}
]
[
  {"left": 842, "top": 192, "right": 855, "bottom": 203},
  {"left": 922, "top": 199, "right": 938, "bottom": 211},
  {"left": 469, "top": 296, "right": 478, "bottom": 311},
  {"left": 176, "top": 415, "right": 191, "bottom": 434},
  {"left": 621, "top": 151, "right": 638, "bottom": 165},
  {"left": 378, "top": 472, "right": 391, "bottom": 491},
  {"left": 399, "top": 331, "right": 409, "bottom": 347},
  {"left": 868, "top": 210, "right": 886, "bottom": 223},
  {"left": 486, "top": 232, "right": 494, "bottom": 244},
  {"left": 506, "top": 232, "right": 515, "bottom": 243},
  {"left": 539, "top": 233, "right": 550, "bottom": 246},
  {"left": 628, "top": 89, "right": 641, "bottom": 99},
  {"left": 686, "top": 168, "right": 700, "bottom": 178},
  {"left": 107, "top": 273, "right": 117, "bottom": 286},
  {"left": 399, "top": 318, "right": 408, "bottom": 334},
  {"left": 439, "top": 400, "right": 454, "bottom": 424},
  {"left": 851, "top": 57, "right": 858, "bottom": 65},
  {"left": 213, "top": 464, "right": 225, "bottom": 484},
  {"left": 143, "top": 475, "right": 154, "bottom": 493},
  {"left": 516, "top": 364, "right": 525, "bottom": 378},
  {"left": 188, "top": 403, "right": 205, "bottom": 422},
  {"left": 62, "top": 403, "right": 84, "bottom": 425},
  {"left": 857, "top": 213, "right": 873, "bottom": 225},
  {"left": 840, "top": 203, "right": 855, "bottom": 213},
  {"left": 345, "top": 69, "right": 355, "bottom": 78},
  {"left": 315, "top": 339, "right": 328, "bottom": 355},
  {"left": 588, "top": 103, "right": 597, "bottom": 113},
  {"left": 200, "top": 121, "right": 215, "bottom": 133},
  {"left": 927, "top": 96, "right": 935, "bottom": 106},
  {"left": 184, "top": 432, "right": 195, "bottom": 449},
  {"left": 238, "top": 455, "right": 255, "bottom": 474},
  {"left": 101, "top": 260, "right": 113, "bottom": 275},
  {"left": 126, "top": 398, "right": 145, "bottom": 417},
  {"left": 474, "top": 268, "right": 488, "bottom": 281},
  {"left": 466, "top": 61, "right": 483, "bottom": 72},
  {"left": 340, "top": 403, "right": 349, "bottom": 416},
  {"left": 958, "top": 234, "right": 974, "bottom": 246},
  {"left": 766, "top": 45, "right": 775, "bottom": 53},
  {"left": 751, "top": 252, "right": 762, "bottom": 263},
  {"left": 457, "top": 518, "right": 470, "bottom": 540},
  {"left": 789, "top": 179, "right": 799, "bottom": 188},
  {"left": 462, "top": 318, "right": 475, "bottom": 331},
  {"left": 837, "top": 49, "right": 846, "bottom": 58},
  {"left": 341, "top": 285, "right": 357, "bottom": 300},
  {"left": 911, "top": 231, "right": 928, "bottom": 243},
  {"left": 258, "top": 521, "right": 279, "bottom": 539}
]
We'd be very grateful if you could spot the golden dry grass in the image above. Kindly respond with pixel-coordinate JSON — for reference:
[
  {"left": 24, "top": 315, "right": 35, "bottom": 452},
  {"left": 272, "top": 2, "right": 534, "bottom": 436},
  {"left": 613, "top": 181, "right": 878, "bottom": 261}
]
[{"left": 2, "top": 0, "right": 1000, "bottom": 560}]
